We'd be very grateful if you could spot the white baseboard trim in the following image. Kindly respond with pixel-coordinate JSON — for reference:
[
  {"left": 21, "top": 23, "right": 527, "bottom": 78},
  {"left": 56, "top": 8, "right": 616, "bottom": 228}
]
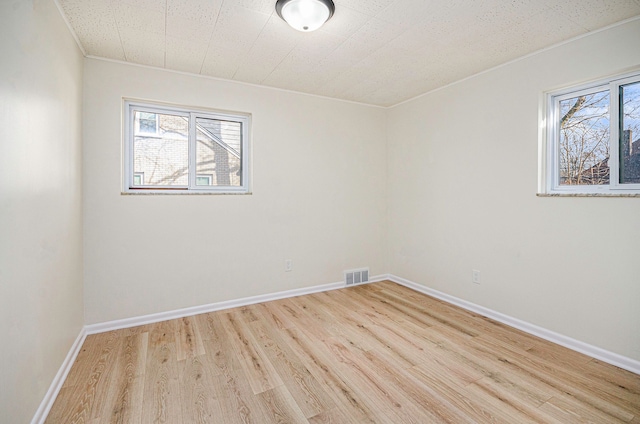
[
  {"left": 31, "top": 272, "right": 638, "bottom": 423},
  {"left": 389, "top": 274, "right": 640, "bottom": 375},
  {"left": 369, "top": 273, "right": 390, "bottom": 283},
  {"left": 31, "top": 328, "right": 87, "bottom": 424},
  {"left": 85, "top": 274, "right": 388, "bottom": 335}
]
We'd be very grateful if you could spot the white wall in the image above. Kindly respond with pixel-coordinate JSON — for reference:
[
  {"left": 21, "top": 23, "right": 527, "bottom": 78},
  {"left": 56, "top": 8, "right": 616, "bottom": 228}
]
[
  {"left": 0, "top": 0, "right": 84, "bottom": 422},
  {"left": 83, "top": 59, "right": 387, "bottom": 324},
  {"left": 388, "top": 19, "right": 640, "bottom": 361}
]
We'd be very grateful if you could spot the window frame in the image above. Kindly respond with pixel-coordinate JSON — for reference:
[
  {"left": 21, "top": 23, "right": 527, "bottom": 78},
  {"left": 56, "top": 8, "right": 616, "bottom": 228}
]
[
  {"left": 541, "top": 69, "right": 640, "bottom": 196},
  {"left": 123, "top": 100, "right": 251, "bottom": 194}
]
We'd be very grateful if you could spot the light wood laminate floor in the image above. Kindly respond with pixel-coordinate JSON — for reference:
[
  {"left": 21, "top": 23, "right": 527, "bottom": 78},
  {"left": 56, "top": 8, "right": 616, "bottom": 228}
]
[{"left": 46, "top": 281, "right": 640, "bottom": 423}]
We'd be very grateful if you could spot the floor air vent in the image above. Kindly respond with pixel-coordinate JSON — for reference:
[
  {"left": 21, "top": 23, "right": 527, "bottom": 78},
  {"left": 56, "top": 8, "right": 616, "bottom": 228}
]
[{"left": 344, "top": 268, "right": 369, "bottom": 286}]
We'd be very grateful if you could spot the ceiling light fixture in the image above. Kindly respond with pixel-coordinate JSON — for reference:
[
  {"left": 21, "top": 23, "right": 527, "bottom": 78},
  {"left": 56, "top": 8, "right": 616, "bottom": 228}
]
[{"left": 275, "top": 0, "right": 335, "bottom": 32}]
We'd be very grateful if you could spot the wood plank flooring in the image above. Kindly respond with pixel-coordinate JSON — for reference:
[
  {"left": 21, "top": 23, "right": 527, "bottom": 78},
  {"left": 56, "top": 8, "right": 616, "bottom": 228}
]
[{"left": 46, "top": 281, "right": 640, "bottom": 423}]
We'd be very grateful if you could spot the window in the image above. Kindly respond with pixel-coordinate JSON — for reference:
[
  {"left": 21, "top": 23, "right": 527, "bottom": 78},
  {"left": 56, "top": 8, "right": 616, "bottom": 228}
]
[
  {"left": 124, "top": 101, "right": 250, "bottom": 194},
  {"left": 196, "top": 174, "right": 213, "bottom": 186},
  {"left": 542, "top": 70, "right": 640, "bottom": 195},
  {"left": 136, "top": 112, "right": 158, "bottom": 135},
  {"left": 133, "top": 172, "right": 144, "bottom": 185}
]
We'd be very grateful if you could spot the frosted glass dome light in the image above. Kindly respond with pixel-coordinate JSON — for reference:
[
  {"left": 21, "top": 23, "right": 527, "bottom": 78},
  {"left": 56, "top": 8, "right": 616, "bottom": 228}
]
[{"left": 275, "top": 0, "right": 335, "bottom": 32}]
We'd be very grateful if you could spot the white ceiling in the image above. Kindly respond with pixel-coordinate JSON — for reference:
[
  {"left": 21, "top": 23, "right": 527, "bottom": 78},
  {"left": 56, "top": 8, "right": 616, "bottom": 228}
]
[{"left": 58, "top": 0, "right": 640, "bottom": 107}]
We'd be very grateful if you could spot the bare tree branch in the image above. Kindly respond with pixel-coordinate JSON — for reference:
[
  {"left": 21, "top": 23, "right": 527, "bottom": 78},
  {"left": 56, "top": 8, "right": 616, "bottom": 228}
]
[{"left": 561, "top": 96, "right": 586, "bottom": 126}]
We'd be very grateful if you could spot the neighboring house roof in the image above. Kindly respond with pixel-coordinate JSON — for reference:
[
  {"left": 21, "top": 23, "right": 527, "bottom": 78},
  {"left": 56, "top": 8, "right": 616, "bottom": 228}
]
[{"left": 578, "top": 136, "right": 640, "bottom": 184}]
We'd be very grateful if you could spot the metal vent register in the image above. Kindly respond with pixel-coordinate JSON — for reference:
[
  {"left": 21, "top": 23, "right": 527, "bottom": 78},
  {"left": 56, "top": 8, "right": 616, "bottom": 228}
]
[{"left": 344, "top": 268, "right": 369, "bottom": 286}]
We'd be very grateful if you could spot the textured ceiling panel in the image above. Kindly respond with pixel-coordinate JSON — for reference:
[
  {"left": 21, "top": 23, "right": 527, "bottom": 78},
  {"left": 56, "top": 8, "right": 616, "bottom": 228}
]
[
  {"left": 165, "top": 36, "right": 209, "bottom": 74},
  {"left": 201, "top": 45, "right": 243, "bottom": 79},
  {"left": 119, "top": 27, "right": 165, "bottom": 67},
  {"left": 58, "top": 0, "right": 640, "bottom": 106},
  {"left": 547, "top": 0, "right": 640, "bottom": 30}
]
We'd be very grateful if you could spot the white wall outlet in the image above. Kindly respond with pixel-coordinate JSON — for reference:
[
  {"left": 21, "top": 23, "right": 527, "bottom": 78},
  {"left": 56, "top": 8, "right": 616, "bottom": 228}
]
[
  {"left": 472, "top": 269, "right": 481, "bottom": 284},
  {"left": 285, "top": 259, "right": 293, "bottom": 272}
]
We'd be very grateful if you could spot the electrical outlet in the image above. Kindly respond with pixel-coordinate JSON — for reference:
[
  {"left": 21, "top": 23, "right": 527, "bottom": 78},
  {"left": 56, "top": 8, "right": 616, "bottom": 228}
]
[
  {"left": 472, "top": 270, "right": 481, "bottom": 284},
  {"left": 285, "top": 259, "right": 293, "bottom": 272}
]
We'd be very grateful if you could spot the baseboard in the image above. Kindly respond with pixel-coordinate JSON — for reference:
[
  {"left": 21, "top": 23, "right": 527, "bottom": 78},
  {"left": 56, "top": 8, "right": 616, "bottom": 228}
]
[
  {"left": 85, "top": 274, "right": 388, "bottom": 335},
  {"left": 32, "top": 272, "right": 637, "bottom": 423},
  {"left": 31, "top": 328, "right": 87, "bottom": 424},
  {"left": 388, "top": 274, "right": 640, "bottom": 375}
]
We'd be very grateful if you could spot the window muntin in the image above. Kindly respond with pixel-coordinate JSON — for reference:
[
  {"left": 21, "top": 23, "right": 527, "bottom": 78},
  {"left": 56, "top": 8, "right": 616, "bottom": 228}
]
[
  {"left": 545, "top": 71, "right": 640, "bottom": 194},
  {"left": 124, "top": 101, "right": 250, "bottom": 194}
]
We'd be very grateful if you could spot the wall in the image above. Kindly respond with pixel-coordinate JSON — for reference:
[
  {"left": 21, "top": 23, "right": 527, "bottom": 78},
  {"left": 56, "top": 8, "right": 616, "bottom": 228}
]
[
  {"left": 0, "top": 0, "right": 84, "bottom": 422},
  {"left": 83, "top": 59, "right": 387, "bottom": 324},
  {"left": 387, "top": 19, "right": 640, "bottom": 361},
  {"left": 2, "top": 6, "right": 635, "bottom": 421}
]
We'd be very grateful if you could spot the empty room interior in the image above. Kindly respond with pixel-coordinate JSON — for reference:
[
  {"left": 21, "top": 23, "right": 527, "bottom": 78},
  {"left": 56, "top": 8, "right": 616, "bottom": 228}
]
[{"left": 2, "top": 0, "right": 640, "bottom": 422}]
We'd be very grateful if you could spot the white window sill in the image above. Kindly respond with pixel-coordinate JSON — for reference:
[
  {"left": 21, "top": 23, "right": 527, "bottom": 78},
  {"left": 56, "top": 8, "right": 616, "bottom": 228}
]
[
  {"left": 537, "top": 192, "right": 640, "bottom": 198},
  {"left": 121, "top": 191, "right": 252, "bottom": 196}
]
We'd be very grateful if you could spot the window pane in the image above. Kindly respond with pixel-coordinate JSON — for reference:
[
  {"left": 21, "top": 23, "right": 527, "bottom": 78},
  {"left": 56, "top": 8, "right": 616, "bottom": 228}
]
[
  {"left": 138, "top": 112, "right": 157, "bottom": 134},
  {"left": 133, "top": 173, "right": 143, "bottom": 185},
  {"left": 195, "top": 117, "right": 242, "bottom": 187},
  {"left": 133, "top": 111, "right": 189, "bottom": 186},
  {"left": 196, "top": 175, "right": 212, "bottom": 186},
  {"left": 619, "top": 81, "right": 640, "bottom": 184},
  {"left": 559, "top": 90, "right": 610, "bottom": 185}
]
